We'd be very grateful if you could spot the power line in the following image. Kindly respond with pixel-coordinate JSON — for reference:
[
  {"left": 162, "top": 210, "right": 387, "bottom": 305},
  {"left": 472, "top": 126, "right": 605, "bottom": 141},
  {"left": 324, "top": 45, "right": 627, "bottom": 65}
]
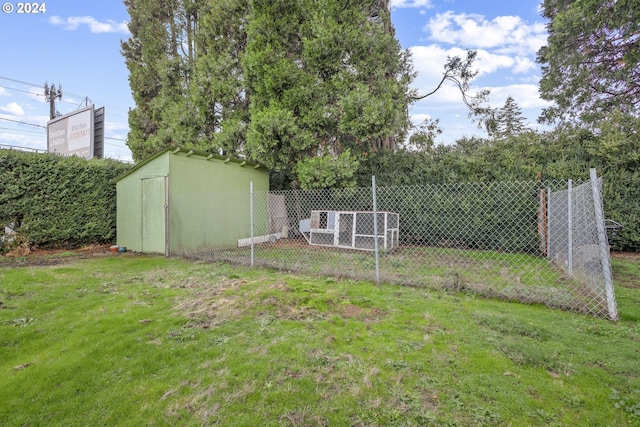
[
  {"left": 105, "top": 141, "right": 128, "bottom": 148},
  {"left": 0, "top": 85, "right": 44, "bottom": 97},
  {"left": 1, "top": 76, "right": 131, "bottom": 147},
  {"left": 0, "top": 143, "right": 46, "bottom": 153},
  {"left": 0, "top": 127, "right": 45, "bottom": 135},
  {"left": 0, "top": 76, "right": 87, "bottom": 102},
  {"left": 1, "top": 138, "right": 131, "bottom": 156},
  {"left": 0, "top": 117, "right": 46, "bottom": 128},
  {"left": 0, "top": 76, "right": 42, "bottom": 89},
  {"left": 0, "top": 76, "right": 130, "bottom": 116},
  {"left": 105, "top": 136, "right": 127, "bottom": 142}
]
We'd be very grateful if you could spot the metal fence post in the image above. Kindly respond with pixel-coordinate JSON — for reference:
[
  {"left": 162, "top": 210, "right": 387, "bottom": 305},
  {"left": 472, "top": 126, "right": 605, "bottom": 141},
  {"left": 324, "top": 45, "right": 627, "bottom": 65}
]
[
  {"left": 589, "top": 169, "right": 618, "bottom": 320},
  {"left": 250, "top": 181, "right": 254, "bottom": 267},
  {"left": 164, "top": 175, "right": 170, "bottom": 258},
  {"left": 546, "top": 187, "right": 551, "bottom": 258},
  {"left": 568, "top": 179, "right": 573, "bottom": 275},
  {"left": 372, "top": 176, "right": 380, "bottom": 285}
]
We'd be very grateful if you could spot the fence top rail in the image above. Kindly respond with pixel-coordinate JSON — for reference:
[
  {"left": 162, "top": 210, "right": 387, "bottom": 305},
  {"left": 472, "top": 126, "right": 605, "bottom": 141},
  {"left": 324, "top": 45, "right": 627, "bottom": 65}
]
[
  {"left": 308, "top": 210, "right": 398, "bottom": 214},
  {"left": 266, "top": 180, "right": 579, "bottom": 195}
]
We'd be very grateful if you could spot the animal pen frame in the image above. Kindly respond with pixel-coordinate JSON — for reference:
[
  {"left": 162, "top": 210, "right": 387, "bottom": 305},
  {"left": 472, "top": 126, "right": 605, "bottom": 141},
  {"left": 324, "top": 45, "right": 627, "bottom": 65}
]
[{"left": 172, "top": 172, "right": 618, "bottom": 320}]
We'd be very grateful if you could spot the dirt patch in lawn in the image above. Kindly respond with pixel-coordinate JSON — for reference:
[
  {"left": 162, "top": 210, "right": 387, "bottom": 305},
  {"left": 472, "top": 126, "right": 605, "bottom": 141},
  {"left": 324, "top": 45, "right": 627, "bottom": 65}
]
[
  {"left": 611, "top": 251, "right": 640, "bottom": 261},
  {"left": 0, "top": 244, "right": 118, "bottom": 267},
  {"left": 611, "top": 252, "right": 640, "bottom": 289}
]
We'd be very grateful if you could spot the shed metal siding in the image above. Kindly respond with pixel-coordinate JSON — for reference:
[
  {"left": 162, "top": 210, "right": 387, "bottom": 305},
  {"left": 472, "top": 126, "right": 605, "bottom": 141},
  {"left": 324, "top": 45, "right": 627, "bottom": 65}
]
[
  {"left": 168, "top": 153, "right": 269, "bottom": 252},
  {"left": 116, "top": 147, "right": 269, "bottom": 254}
]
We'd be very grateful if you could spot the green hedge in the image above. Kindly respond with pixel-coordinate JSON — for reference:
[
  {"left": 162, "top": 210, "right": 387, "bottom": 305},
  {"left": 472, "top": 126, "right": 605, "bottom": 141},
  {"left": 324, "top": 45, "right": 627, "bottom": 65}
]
[
  {"left": 375, "top": 182, "right": 546, "bottom": 254},
  {"left": 357, "top": 132, "right": 640, "bottom": 252},
  {"left": 0, "top": 150, "right": 131, "bottom": 252}
]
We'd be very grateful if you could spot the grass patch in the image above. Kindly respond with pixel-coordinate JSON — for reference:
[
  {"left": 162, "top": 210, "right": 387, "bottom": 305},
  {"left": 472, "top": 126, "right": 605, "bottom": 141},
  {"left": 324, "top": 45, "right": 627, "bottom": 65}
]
[
  {"left": 197, "top": 241, "right": 611, "bottom": 317},
  {"left": 612, "top": 254, "right": 640, "bottom": 322},
  {"left": 0, "top": 253, "right": 639, "bottom": 426}
]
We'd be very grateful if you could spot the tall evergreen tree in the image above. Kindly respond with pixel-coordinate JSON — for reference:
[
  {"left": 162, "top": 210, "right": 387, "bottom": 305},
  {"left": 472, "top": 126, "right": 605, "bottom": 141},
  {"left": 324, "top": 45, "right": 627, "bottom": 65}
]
[
  {"left": 243, "top": 0, "right": 414, "bottom": 188},
  {"left": 122, "top": 0, "right": 412, "bottom": 170},
  {"left": 490, "top": 96, "right": 528, "bottom": 139},
  {"left": 191, "top": 0, "right": 250, "bottom": 156},
  {"left": 537, "top": 0, "right": 640, "bottom": 124},
  {"left": 122, "top": 0, "right": 205, "bottom": 161},
  {"left": 122, "top": 1, "right": 488, "bottom": 188}
]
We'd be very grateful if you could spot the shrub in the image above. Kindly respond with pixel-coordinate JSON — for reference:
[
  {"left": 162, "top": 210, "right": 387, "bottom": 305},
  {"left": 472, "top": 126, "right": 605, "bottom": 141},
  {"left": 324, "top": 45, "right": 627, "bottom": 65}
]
[{"left": 0, "top": 150, "right": 131, "bottom": 252}]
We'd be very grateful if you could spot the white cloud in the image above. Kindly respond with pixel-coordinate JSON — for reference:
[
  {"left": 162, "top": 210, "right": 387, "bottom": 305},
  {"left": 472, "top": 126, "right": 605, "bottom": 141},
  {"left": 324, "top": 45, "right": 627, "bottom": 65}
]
[
  {"left": 409, "top": 113, "right": 433, "bottom": 126},
  {"left": 399, "top": 10, "right": 550, "bottom": 143},
  {"left": 472, "top": 50, "right": 537, "bottom": 76},
  {"left": 474, "top": 50, "right": 520, "bottom": 76},
  {"left": 0, "top": 87, "right": 9, "bottom": 97},
  {"left": 106, "top": 121, "right": 128, "bottom": 133},
  {"left": 410, "top": 45, "right": 515, "bottom": 81},
  {"left": 49, "top": 15, "right": 130, "bottom": 35},
  {"left": 425, "top": 12, "right": 546, "bottom": 56},
  {"left": 0, "top": 127, "right": 46, "bottom": 151},
  {"left": 512, "top": 56, "right": 537, "bottom": 74},
  {"left": 409, "top": 45, "right": 521, "bottom": 96},
  {"left": 390, "top": 0, "right": 433, "bottom": 9},
  {"left": 410, "top": 46, "right": 548, "bottom": 108},
  {"left": 488, "top": 84, "right": 550, "bottom": 109},
  {"left": 410, "top": 12, "right": 543, "bottom": 82},
  {"left": 409, "top": 42, "right": 547, "bottom": 101},
  {"left": 0, "top": 102, "right": 25, "bottom": 116},
  {"left": 409, "top": 44, "right": 463, "bottom": 86}
]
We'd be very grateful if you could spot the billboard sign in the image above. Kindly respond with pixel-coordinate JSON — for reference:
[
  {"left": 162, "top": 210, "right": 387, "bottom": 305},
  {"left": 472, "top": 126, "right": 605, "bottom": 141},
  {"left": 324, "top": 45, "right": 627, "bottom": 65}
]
[{"left": 47, "top": 105, "right": 95, "bottom": 159}]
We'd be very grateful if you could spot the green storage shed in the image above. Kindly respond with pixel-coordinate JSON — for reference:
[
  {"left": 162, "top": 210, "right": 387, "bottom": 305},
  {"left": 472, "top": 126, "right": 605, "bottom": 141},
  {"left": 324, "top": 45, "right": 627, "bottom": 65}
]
[{"left": 116, "top": 146, "right": 269, "bottom": 255}]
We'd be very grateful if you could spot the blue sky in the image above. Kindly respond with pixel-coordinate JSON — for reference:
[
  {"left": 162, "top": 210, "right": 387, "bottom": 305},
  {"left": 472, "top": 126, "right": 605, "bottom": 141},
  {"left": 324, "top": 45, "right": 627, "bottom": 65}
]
[{"left": 0, "top": 0, "right": 549, "bottom": 162}]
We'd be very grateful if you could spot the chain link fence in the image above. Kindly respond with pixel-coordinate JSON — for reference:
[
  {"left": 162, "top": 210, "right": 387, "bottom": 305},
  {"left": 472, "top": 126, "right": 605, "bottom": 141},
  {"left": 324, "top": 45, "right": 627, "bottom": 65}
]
[
  {"left": 547, "top": 171, "right": 617, "bottom": 319},
  {"left": 171, "top": 170, "right": 617, "bottom": 320}
]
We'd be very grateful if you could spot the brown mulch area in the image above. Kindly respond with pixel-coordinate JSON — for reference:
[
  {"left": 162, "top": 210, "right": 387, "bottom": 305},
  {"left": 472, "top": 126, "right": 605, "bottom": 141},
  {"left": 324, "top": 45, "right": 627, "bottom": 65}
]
[
  {"left": 611, "top": 251, "right": 640, "bottom": 260},
  {"left": 0, "top": 244, "right": 119, "bottom": 267},
  {"left": 3, "top": 242, "right": 638, "bottom": 267}
]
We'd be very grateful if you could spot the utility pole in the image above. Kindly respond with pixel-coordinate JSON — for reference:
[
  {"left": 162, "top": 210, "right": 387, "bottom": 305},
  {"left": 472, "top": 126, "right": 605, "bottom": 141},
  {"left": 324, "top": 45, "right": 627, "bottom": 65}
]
[{"left": 44, "top": 82, "right": 62, "bottom": 120}]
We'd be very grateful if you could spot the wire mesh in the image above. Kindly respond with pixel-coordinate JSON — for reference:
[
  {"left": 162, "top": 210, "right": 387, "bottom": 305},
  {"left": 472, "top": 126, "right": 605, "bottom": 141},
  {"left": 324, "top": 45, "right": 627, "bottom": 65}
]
[
  {"left": 170, "top": 176, "right": 617, "bottom": 320},
  {"left": 548, "top": 177, "right": 617, "bottom": 319}
]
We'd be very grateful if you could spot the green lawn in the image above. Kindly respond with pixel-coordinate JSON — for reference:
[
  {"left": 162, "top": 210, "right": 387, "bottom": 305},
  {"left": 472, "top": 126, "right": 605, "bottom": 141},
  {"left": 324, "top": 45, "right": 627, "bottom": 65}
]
[
  {"left": 187, "top": 242, "right": 619, "bottom": 318},
  {"left": 0, "top": 252, "right": 638, "bottom": 426}
]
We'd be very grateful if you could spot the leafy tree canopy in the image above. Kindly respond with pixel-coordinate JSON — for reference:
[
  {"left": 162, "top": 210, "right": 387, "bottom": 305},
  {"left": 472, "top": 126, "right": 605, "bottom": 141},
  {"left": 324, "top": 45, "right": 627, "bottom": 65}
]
[{"left": 537, "top": 0, "right": 640, "bottom": 124}]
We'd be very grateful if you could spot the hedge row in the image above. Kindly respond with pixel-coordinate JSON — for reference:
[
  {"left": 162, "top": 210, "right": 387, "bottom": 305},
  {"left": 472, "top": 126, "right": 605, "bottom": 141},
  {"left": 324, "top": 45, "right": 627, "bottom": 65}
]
[
  {"left": 0, "top": 150, "right": 131, "bottom": 253},
  {"left": 357, "top": 136, "right": 640, "bottom": 252}
]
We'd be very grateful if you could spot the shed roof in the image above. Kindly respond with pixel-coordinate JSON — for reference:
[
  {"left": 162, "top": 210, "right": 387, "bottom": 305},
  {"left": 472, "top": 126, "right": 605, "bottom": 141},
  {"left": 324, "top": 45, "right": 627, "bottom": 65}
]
[{"left": 115, "top": 146, "right": 267, "bottom": 182}]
